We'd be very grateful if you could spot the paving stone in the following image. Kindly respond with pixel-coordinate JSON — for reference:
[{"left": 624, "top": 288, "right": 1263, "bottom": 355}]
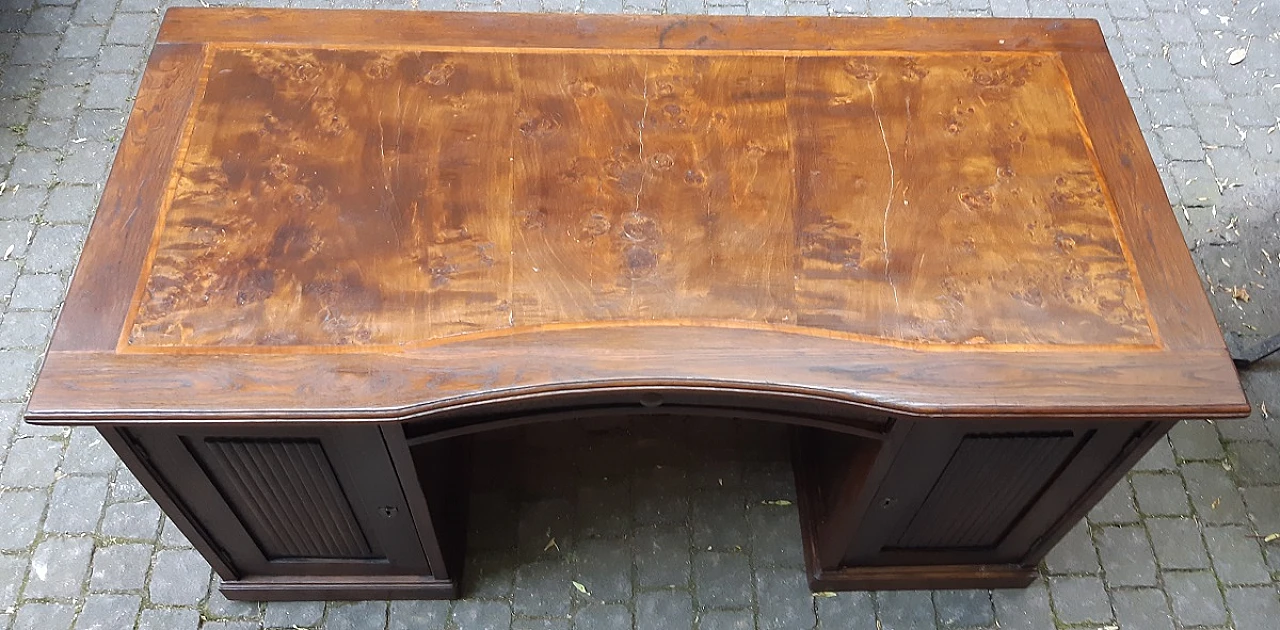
[
  {"left": 1225, "top": 585, "right": 1280, "bottom": 630},
  {"left": 105, "top": 13, "right": 156, "bottom": 45},
  {"left": 463, "top": 549, "right": 516, "bottom": 599},
  {"left": 1096, "top": 525, "right": 1157, "bottom": 586},
  {"left": 633, "top": 466, "right": 691, "bottom": 527},
  {"left": 43, "top": 474, "right": 109, "bottom": 533},
  {"left": 263, "top": 601, "right": 325, "bottom": 628},
  {"left": 159, "top": 514, "right": 195, "bottom": 548},
  {"left": 1089, "top": 480, "right": 1140, "bottom": 524},
  {"left": 0, "top": 349, "right": 39, "bottom": 401},
  {"left": 43, "top": 185, "right": 99, "bottom": 224},
  {"left": 1042, "top": 520, "right": 1099, "bottom": 574},
  {"left": 12, "top": 602, "right": 75, "bottom": 630},
  {"left": 24, "top": 225, "right": 87, "bottom": 274},
  {"left": 71, "top": 0, "right": 118, "bottom": 25},
  {"left": 0, "top": 310, "right": 53, "bottom": 348},
  {"left": 754, "top": 567, "right": 814, "bottom": 630},
  {"left": 147, "top": 548, "right": 209, "bottom": 605},
  {"left": 693, "top": 552, "right": 752, "bottom": 610},
  {"left": 0, "top": 188, "right": 46, "bottom": 221},
  {"left": 1110, "top": 587, "right": 1174, "bottom": 630},
  {"left": 325, "top": 601, "right": 387, "bottom": 630},
  {"left": 693, "top": 608, "right": 752, "bottom": 630},
  {"left": 636, "top": 589, "right": 694, "bottom": 630},
  {"left": 98, "top": 500, "right": 161, "bottom": 540},
  {"left": 1132, "top": 438, "right": 1176, "bottom": 471},
  {"left": 20, "top": 9, "right": 69, "bottom": 36},
  {"left": 1163, "top": 570, "right": 1228, "bottom": 627},
  {"left": 452, "top": 600, "right": 512, "bottom": 629},
  {"left": 25, "top": 536, "right": 94, "bottom": 599},
  {"left": 634, "top": 525, "right": 690, "bottom": 589},
  {"left": 0, "top": 553, "right": 25, "bottom": 610},
  {"left": 816, "top": 591, "right": 874, "bottom": 628},
  {"left": 747, "top": 503, "right": 803, "bottom": 568},
  {"left": 387, "top": 600, "right": 449, "bottom": 630},
  {"left": 516, "top": 498, "right": 573, "bottom": 561},
  {"left": 73, "top": 593, "right": 140, "bottom": 630},
  {"left": 0, "top": 489, "right": 47, "bottom": 550},
  {"left": 109, "top": 466, "right": 149, "bottom": 502},
  {"left": 88, "top": 543, "right": 150, "bottom": 592},
  {"left": 877, "top": 590, "right": 937, "bottom": 630},
  {"left": 57, "top": 141, "right": 116, "bottom": 185},
  {"left": 137, "top": 608, "right": 201, "bottom": 630},
  {"left": 1169, "top": 420, "right": 1225, "bottom": 460},
  {"left": 0, "top": 218, "right": 33, "bottom": 260},
  {"left": 933, "top": 589, "right": 993, "bottom": 629},
  {"left": 1146, "top": 517, "right": 1210, "bottom": 569},
  {"left": 513, "top": 560, "right": 572, "bottom": 617},
  {"left": 1228, "top": 440, "right": 1280, "bottom": 486},
  {"left": 1203, "top": 525, "right": 1272, "bottom": 585},
  {"left": 1131, "top": 473, "right": 1191, "bottom": 516},
  {"left": 1048, "top": 576, "right": 1112, "bottom": 625},
  {"left": 991, "top": 578, "right": 1053, "bottom": 630},
  {"left": 691, "top": 489, "right": 748, "bottom": 551},
  {"left": 96, "top": 44, "right": 149, "bottom": 75},
  {"left": 62, "top": 428, "right": 116, "bottom": 474},
  {"left": 571, "top": 603, "right": 630, "bottom": 630},
  {"left": 575, "top": 478, "right": 632, "bottom": 539},
  {"left": 1, "top": 437, "right": 63, "bottom": 487},
  {"left": 1182, "top": 461, "right": 1249, "bottom": 524},
  {"left": 9, "top": 273, "right": 68, "bottom": 310},
  {"left": 572, "top": 538, "right": 631, "bottom": 602},
  {"left": 201, "top": 622, "right": 262, "bottom": 630}
]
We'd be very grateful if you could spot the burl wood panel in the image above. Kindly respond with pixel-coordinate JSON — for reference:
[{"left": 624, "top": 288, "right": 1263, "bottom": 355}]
[{"left": 124, "top": 46, "right": 1153, "bottom": 350}]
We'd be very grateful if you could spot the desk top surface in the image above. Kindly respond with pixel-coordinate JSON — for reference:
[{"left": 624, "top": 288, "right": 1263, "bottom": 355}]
[{"left": 28, "top": 9, "right": 1249, "bottom": 423}]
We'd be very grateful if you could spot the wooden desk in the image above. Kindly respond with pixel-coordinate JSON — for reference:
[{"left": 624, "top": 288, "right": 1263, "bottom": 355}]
[{"left": 25, "top": 8, "right": 1248, "bottom": 600}]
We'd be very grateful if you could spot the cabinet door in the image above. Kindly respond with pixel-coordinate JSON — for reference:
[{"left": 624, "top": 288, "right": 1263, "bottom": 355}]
[
  {"left": 843, "top": 422, "right": 1147, "bottom": 567},
  {"left": 123, "top": 425, "right": 431, "bottom": 578}
]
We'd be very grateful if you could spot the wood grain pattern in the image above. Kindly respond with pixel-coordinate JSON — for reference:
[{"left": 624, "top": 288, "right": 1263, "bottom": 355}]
[
  {"left": 124, "top": 47, "right": 1151, "bottom": 349},
  {"left": 28, "top": 11, "right": 1247, "bottom": 425}
]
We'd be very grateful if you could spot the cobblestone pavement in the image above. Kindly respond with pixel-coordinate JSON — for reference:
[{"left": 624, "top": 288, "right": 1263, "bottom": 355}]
[{"left": 2, "top": 0, "right": 1279, "bottom": 628}]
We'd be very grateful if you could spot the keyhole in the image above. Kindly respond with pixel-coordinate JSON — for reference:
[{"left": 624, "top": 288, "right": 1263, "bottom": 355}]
[
  {"left": 882, "top": 498, "right": 895, "bottom": 509},
  {"left": 380, "top": 506, "right": 398, "bottom": 518}
]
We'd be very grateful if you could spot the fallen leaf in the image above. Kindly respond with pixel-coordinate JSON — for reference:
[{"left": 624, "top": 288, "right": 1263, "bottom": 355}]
[
  {"left": 1264, "top": 533, "right": 1280, "bottom": 543},
  {"left": 813, "top": 591, "right": 838, "bottom": 598},
  {"left": 1261, "top": 403, "right": 1270, "bottom": 420},
  {"left": 1228, "top": 48, "right": 1248, "bottom": 64},
  {"left": 572, "top": 580, "right": 590, "bottom": 595},
  {"left": 1230, "top": 286, "right": 1251, "bottom": 302},
  {"left": 544, "top": 537, "right": 559, "bottom": 552},
  {"left": 761, "top": 500, "right": 793, "bottom": 506},
  {"left": 1211, "top": 497, "right": 1222, "bottom": 510}
]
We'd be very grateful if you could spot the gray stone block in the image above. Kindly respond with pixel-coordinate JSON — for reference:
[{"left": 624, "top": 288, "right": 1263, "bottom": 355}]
[
  {"left": 0, "top": 489, "right": 47, "bottom": 550},
  {"left": 147, "top": 548, "right": 209, "bottom": 605},
  {"left": 13, "top": 602, "right": 75, "bottom": 630},
  {"left": 877, "top": 591, "right": 937, "bottom": 630},
  {"left": 98, "top": 500, "right": 161, "bottom": 540},
  {"left": 991, "top": 579, "right": 1054, "bottom": 630},
  {"left": 89, "top": 543, "right": 151, "bottom": 592},
  {"left": 696, "top": 608, "right": 754, "bottom": 630},
  {"left": 73, "top": 594, "right": 140, "bottom": 630},
  {"left": 1204, "top": 525, "right": 1272, "bottom": 585},
  {"left": 452, "top": 600, "right": 513, "bottom": 630},
  {"left": 25, "top": 536, "right": 94, "bottom": 599},
  {"left": 1225, "top": 585, "right": 1280, "bottom": 630},
  {"left": 0, "top": 553, "right": 25, "bottom": 610},
  {"left": 933, "top": 589, "right": 993, "bottom": 629},
  {"left": 325, "top": 601, "right": 388, "bottom": 630},
  {"left": 0, "top": 310, "right": 54, "bottom": 349},
  {"left": 572, "top": 538, "right": 631, "bottom": 603},
  {"left": 754, "top": 567, "right": 814, "bottom": 630},
  {"left": 635, "top": 525, "right": 690, "bottom": 589},
  {"left": 43, "top": 474, "right": 109, "bottom": 533},
  {"left": 1227, "top": 441, "right": 1280, "bottom": 486},
  {"left": 636, "top": 589, "right": 694, "bottom": 630},
  {"left": 1096, "top": 525, "right": 1157, "bottom": 586},
  {"left": 1131, "top": 473, "right": 1191, "bottom": 516},
  {"left": 747, "top": 503, "right": 803, "bottom": 568},
  {"left": 1, "top": 437, "right": 64, "bottom": 487},
  {"left": 43, "top": 185, "right": 100, "bottom": 224},
  {"left": 1147, "top": 517, "right": 1210, "bottom": 569},
  {"left": 693, "top": 552, "right": 753, "bottom": 610},
  {"left": 1110, "top": 587, "right": 1174, "bottom": 630},
  {"left": 1048, "top": 576, "right": 1112, "bottom": 625},
  {"left": 388, "top": 600, "right": 448, "bottom": 630},
  {"left": 1089, "top": 480, "right": 1140, "bottom": 524},
  {"left": 0, "top": 350, "right": 38, "bottom": 401},
  {"left": 513, "top": 560, "right": 572, "bottom": 617},
  {"left": 137, "top": 608, "right": 202, "bottom": 630},
  {"left": 25, "top": 225, "right": 88, "bottom": 274},
  {"left": 263, "top": 601, "right": 325, "bottom": 629},
  {"left": 1169, "top": 420, "right": 1225, "bottom": 460},
  {"left": 1163, "top": 570, "right": 1228, "bottom": 627},
  {"left": 1042, "top": 520, "right": 1099, "bottom": 574}
]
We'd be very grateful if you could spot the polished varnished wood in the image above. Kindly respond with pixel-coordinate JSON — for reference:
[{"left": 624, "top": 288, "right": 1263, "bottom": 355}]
[{"left": 26, "top": 9, "right": 1248, "bottom": 600}]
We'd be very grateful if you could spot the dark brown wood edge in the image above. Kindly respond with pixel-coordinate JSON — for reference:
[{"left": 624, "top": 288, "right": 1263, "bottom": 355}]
[
  {"left": 1060, "top": 51, "right": 1224, "bottom": 352},
  {"left": 1019, "top": 419, "right": 1177, "bottom": 565},
  {"left": 379, "top": 425, "right": 454, "bottom": 580},
  {"left": 49, "top": 43, "right": 207, "bottom": 352},
  {"left": 156, "top": 8, "right": 1106, "bottom": 53},
  {"left": 218, "top": 574, "right": 456, "bottom": 601},
  {"left": 97, "top": 426, "right": 239, "bottom": 579},
  {"left": 26, "top": 343, "right": 1251, "bottom": 423},
  {"left": 793, "top": 435, "right": 1037, "bottom": 590}
]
